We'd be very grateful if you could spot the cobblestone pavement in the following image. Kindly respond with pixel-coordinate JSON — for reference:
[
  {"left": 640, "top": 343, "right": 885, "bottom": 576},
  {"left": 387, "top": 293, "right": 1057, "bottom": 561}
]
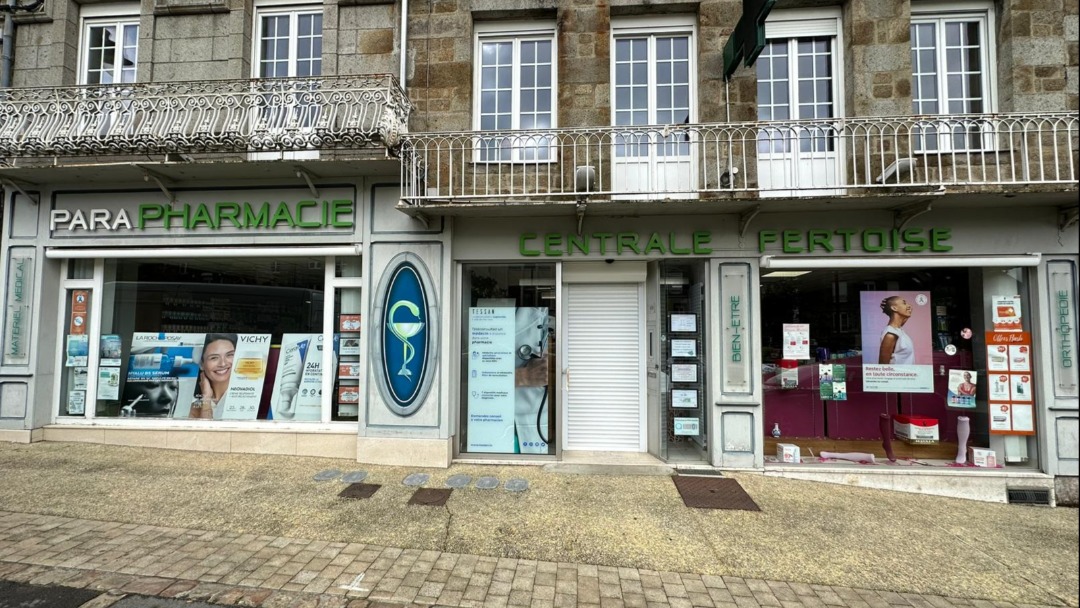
[{"left": 0, "top": 511, "right": 1063, "bottom": 608}]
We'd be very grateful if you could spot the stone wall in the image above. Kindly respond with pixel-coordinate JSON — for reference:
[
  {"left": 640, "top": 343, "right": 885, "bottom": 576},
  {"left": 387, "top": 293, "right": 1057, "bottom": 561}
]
[{"left": 998, "top": 0, "right": 1073, "bottom": 113}]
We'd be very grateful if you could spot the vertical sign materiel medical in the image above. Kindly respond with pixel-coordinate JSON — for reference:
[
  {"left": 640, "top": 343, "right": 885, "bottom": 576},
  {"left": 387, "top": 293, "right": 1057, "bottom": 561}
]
[{"left": 3, "top": 250, "right": 34, "bottom": 365}]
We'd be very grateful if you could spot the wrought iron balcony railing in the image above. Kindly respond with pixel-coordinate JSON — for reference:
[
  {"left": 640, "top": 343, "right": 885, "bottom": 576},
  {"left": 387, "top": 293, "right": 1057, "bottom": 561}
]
[
  {"left": 0, "top": 75, "right": 411, "bottom": 158},
  {"left": 400, "top": 112, "right": 1078, "bottom": 207}
]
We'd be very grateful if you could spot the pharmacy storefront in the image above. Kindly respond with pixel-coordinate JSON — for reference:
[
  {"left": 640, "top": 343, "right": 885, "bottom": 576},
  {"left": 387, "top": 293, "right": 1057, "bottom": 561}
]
[
  {"left": 1, "top": 184, "right": 375, "bottom": 457},
  {"left": 451, "top": 207, "right": 1078, "bottom": 501}
]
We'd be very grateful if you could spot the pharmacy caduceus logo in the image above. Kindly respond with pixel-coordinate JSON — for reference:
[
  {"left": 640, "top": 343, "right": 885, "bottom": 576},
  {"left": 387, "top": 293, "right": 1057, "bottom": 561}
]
[
  {"left": 375, "top": 256, "right": 436, "bottom": 417},
  {"left": 388, "top": 300, "right": 424, "bottom": 381}
]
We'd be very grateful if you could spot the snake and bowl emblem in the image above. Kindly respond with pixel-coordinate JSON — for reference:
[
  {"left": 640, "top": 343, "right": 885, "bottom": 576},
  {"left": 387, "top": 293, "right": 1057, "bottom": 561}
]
[{"left": 379, "top": 260, "right": 431, "bottom": 412}]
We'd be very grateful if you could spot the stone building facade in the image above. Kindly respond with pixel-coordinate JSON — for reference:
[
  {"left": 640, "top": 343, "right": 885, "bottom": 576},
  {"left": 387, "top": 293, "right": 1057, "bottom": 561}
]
[{"left": 1, "top": 0, "right": 1078, "bottom": 504}]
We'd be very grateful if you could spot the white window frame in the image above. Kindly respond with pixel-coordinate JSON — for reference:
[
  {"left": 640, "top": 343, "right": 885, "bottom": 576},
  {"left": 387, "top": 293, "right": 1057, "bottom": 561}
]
[
  {"left": 758, "top": 8, "right": 845, "bottom": 158},
  {"left": 910, "top": 1, "right": 998, "bottom": 152},
  {"left": 250, "top": 1, "right": 324, "bottom": 159},
  {"left": 609, "top": 15, "right": 698, "bottom": 129},
  {"left": 472, "top": 21, "right": 558, "bottom": 164},
  {"left": 77, "top": 3, "right": 141, "bottom": 86}
]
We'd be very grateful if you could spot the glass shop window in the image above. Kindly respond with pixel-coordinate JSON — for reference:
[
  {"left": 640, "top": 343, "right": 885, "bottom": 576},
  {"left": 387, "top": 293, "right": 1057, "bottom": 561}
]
[
  {"left": 460, "top": 264, "right": 557, "bottom": 456},
  {"left": 761, "top": 266, "right": 1037, "bottom": 468},
  {"left": 90, "top": 257, "right": 330, "bottom": 421}
]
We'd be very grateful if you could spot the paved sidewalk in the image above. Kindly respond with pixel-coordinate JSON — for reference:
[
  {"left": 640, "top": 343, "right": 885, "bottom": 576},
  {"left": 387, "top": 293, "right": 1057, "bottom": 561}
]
[{"left": 0, "top": 511, "right": 1063, "bottom": 608}]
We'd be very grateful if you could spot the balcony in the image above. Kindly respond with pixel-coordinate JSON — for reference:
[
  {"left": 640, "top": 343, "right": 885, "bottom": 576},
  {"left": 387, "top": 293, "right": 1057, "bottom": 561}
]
[
  {"left": 398, "top": 112, "right": 1078, "bottom": 217},
  {"left": 0, "top": 75, "right": 411, "bottom": 160}
]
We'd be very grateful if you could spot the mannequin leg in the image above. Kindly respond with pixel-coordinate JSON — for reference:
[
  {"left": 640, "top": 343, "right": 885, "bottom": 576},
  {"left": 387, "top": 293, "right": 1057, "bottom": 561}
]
[
  {"left": 955, "top": 416, "right": 971, "bottom": 464},
  {"left": 820, "top": 451, "right": 876, "bottom": 464},
  {"left": 880, "top": 413, "right": 896, "bottom": 462}
]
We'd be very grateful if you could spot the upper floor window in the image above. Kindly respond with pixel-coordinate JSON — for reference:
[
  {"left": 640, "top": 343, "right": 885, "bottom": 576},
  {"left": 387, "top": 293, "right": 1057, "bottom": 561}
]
[
  {"left": 910, "top": 3, "right": 996, "bottom": 151},
  {"left": 255, "top": 5, "right": 323, "bottom": 78},
  {"left": 473, "top": 22, "right": 557, "bottom": 162},
  {"left": 79, "top": 5, "right": 140, "bottom": 85},
  {"left": 612, "top": 18, "right": 694, "bottom": 129}
]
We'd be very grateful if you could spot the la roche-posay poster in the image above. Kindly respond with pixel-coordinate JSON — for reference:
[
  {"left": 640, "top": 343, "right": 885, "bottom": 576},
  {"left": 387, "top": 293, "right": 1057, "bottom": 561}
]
[
  {"left": 467, "top": 307, "right": 516, "bottom": 453},
  {"left": 859, "top": 291, "right": 934, "bottom": 393},
  {"left": 270, "top": 334, "right": 336, "bottom": 421}
]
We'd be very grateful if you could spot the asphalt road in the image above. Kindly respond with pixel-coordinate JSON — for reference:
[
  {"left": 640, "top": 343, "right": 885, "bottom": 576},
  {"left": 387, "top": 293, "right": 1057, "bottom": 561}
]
[{"left": 0, "top": 580, "right": 222, "bottom": 608}]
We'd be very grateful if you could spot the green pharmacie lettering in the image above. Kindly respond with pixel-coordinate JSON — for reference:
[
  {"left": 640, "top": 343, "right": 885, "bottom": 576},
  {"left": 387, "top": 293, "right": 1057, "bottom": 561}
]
[
  {"left": 520, "top": 231, "right": 710, "bottom": 257},
  {"left": 136, "top": 200, "right": 354, "bottom": 231},
  {"left": 758, "top": 227, "right": 952, "bottom": 253}
]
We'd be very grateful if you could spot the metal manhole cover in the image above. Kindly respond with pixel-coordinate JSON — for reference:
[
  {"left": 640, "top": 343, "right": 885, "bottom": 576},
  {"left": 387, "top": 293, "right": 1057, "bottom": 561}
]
[
  {"left": 504, "top": 478, "right": 529, "bottom": 492},
  {"left": 408, "top": 488, "right": 452, "bottom": 506},
  {"left": 446, "top": 474, "right": 472, "bottom": 488},
  {"left": 339, "top": 483, "right": 381, "bottom": 499},
  {"left": 403, "top": 473, "right": 430, "bottom": 486},
  {"left": 342, "top": 471, "right": 368, "bottom": 484},
  {"left": 672, "top": 476, "right": 760, "bottom": 511},
  {"left": 314, "top": 469, "right": 343, "bottom": 482},
  {"left": 475, "top": 476, "right": 500, "bottom": 490}
]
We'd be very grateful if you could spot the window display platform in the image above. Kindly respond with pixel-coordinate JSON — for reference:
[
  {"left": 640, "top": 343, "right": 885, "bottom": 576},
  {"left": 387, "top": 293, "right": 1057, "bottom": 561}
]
[
  {"left": 41, "top": 425, "right": 357, "bottom": 459},
  {"left": 765, "top": 438, "right": 958, "bottom": 463}
]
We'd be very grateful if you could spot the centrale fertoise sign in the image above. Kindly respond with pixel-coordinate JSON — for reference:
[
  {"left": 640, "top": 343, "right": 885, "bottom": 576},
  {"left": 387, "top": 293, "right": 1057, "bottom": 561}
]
[{"left": 520, "top": 227, "right": 953, "bottom": 256}]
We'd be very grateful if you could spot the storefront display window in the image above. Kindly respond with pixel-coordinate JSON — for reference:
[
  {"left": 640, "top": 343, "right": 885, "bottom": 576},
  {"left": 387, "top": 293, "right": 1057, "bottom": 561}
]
[
  {"left": 57, "top": 256, "right": 346, "bottom": 422},
  {"left": 761, "top": 266, "right": 1037, "bottom": 468},
  {"left": 460, "top": 264, "right": 556, "bottom": 456}
]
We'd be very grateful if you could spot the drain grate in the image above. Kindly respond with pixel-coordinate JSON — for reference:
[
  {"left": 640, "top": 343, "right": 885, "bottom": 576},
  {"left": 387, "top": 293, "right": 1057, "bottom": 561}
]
[
  {"left": 339, "top": 483, "right": 381, "bottom": 499},
  {"left": 672, "top": 476, "right": 761, "bottom": 511},
  {"left": 409, "top": 488, "right": 453, "bottom": 506},
  {"left": 1006, "top": 487, "right": 1052, "bottom": 506}
]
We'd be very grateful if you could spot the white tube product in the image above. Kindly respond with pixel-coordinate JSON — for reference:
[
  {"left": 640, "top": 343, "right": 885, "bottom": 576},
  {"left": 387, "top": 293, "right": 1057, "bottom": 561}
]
[{"left": 275, "top": 340, "right": 307, "bottom": 419}]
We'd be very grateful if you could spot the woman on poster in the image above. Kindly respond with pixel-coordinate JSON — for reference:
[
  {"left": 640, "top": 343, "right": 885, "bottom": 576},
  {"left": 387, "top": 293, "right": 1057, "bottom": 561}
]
[
  {"left": 189, "top": 333, "right": 238, "bottom": 419},
  {"left": 957, "top": 371, "right": 977, "bottom": 396},
  {"left": 878, "top": 296, "right": 915, "bottom": 365}
]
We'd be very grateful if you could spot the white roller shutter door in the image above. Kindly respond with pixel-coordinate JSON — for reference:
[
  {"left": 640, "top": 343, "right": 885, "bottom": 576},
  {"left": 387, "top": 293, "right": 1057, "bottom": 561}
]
[{"left": 564, "top": 283, "right": 644, "bottom": 451}]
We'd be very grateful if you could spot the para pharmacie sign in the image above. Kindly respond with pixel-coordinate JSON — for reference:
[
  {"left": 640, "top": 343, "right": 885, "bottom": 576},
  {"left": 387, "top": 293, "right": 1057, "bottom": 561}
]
[{"left": 50, "top": 188, "right": 356, "bottom": 238}]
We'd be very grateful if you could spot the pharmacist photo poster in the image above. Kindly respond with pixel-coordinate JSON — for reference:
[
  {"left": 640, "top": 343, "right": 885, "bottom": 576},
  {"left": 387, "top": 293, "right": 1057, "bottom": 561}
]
[
  {"left": 859, "top": 291, "right": 933, "bottom": 393},
  {"left": 269, "top": 334, "right": 335, "bottom": 421}
]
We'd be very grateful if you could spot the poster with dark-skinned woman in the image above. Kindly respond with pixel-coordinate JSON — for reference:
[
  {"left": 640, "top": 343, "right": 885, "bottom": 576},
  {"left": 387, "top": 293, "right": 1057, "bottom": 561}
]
[{"left": 859, "top": 291, "right": 934, "bottom": 392}]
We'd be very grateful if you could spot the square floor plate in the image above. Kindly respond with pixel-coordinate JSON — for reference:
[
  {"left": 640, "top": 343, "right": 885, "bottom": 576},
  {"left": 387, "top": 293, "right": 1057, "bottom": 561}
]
[
  {"left": 672, "top": 476, "right": 760, "bottom": 511},
  {"left": 408, "top": 488, "right": 452, "bottom": 506}
]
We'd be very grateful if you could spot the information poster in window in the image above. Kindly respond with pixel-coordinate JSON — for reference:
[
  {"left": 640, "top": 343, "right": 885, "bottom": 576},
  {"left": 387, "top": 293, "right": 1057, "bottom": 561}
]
[
  {"left": 466, "top": 307, "right": 516, "bottom": 453},
  {"left": 985, "top": 331, "right": 1036, "bottom": 435},
  {"left": 991, "top": 295, "right": 1023, "bottom": 332},
  {"left": 782, "top": 323, "right": 810, "bottom": 360},
  {"left": 946, "top": 369, "right": 978, "bottom": 408},
  {"left": 269, "top": 333, "right": 334, "bottom": 421}
]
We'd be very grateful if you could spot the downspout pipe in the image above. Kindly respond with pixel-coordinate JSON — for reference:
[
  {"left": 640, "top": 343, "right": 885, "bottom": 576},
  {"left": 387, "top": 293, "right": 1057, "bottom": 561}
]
[
  {"left": 398, "top": 0, "right": 407, "bottom": 87},
  {"left": 2, "top": 0, "right": 17, "bottom": 88}
]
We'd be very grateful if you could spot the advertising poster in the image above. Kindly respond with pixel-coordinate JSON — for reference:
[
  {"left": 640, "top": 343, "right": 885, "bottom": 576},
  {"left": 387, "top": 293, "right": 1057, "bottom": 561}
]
[
  {"left": 946, "top": 369, "right": 978, "bottom": 408},
  {"left": 860, "top": 291, "right": 934, "bottom": 393},
  {"left": 992, "top": 295, "right": 1022, "bottom": 332},
  {"left": 219, "top": 334, "right": 273, "bottom": 420},
  {"left": 671, "top": 339, "right": 697, "bottom": 358},
  {"left": 126, "top": 333, "right": 202, "bottom": 417},
  {"left": 72, "top": 367, "right": 88, "bottom": 390},
  {"left": 270, "top": 333, "right": 335, "bottom": 421},
  {"left": 783, "top": 323, "right": 810, "bottom": 359},
  {"left": 100, "top": 335, "right": 122, "bottom": 366},
  {"left": 671, "top": 364, "right": 698, "bottom": 383},
  {"left": 67, "top": 390, "right": 86, "bottom": 415},
  {"left": 338, "top": 335, "right": 361, "bottom": 356},
  {"left": 338, "top": 314, "right": 362, "bottom": 332},
  {"left": 674, "top": 417, "right": 700, "bottom": 436},
  {"left": 338, "top": 363, "right": 360, "bottom": 379},
  {"left": 672, "top": 389, "right": 698, "bottom": 408},
  {"left": 780, "top": 359, "right": 799, "bottom": 389},
  {"left": 819, "top": 364, "right": 847, "bottom": 400},
  {"left": 986, "top": 331, "right": 1036, "bottom": 435},
  {"left": 66, "top": 335, "right": 89, "bottom": 367},
  {"left": 337, "top": 385, "right": 360, "bottom": 404},
  {"left": 70, "top": 290, "right": 89, "bottom": 335},
  {"left": 97, "top": 367, "right": 120, "bottom": 400},
  {"left": 467, "top": 307, "right": 516, "bottom": 453}
]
